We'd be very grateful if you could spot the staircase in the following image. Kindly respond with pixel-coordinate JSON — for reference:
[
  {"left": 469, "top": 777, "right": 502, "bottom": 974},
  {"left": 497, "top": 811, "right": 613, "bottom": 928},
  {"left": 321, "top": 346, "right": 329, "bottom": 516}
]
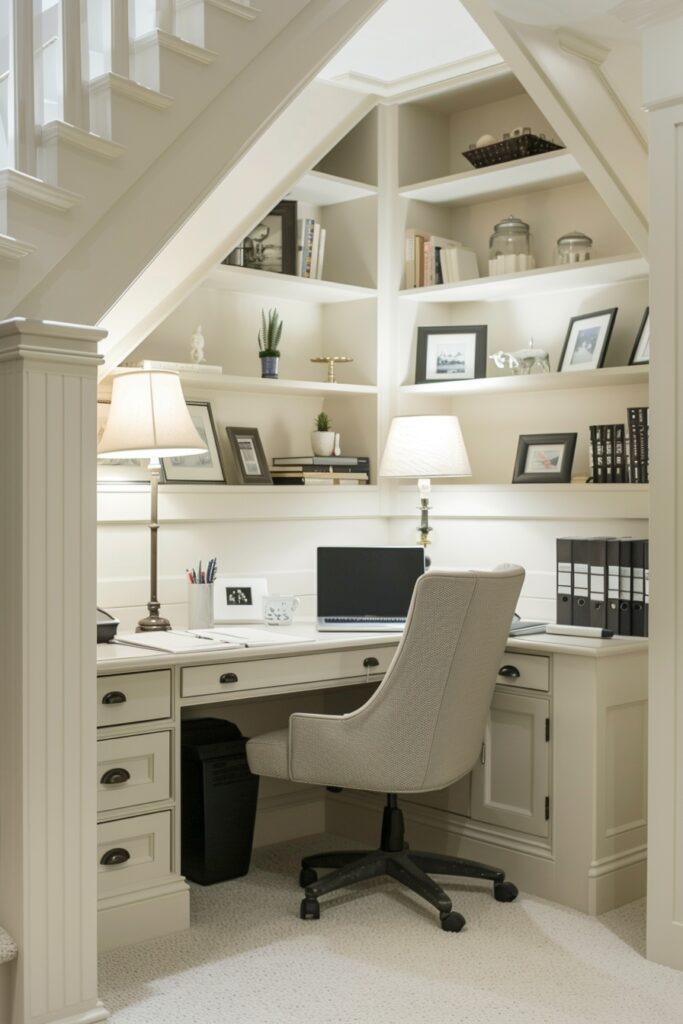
[{"left": 1, "top": 0, "right": 384, "bottom": 328}]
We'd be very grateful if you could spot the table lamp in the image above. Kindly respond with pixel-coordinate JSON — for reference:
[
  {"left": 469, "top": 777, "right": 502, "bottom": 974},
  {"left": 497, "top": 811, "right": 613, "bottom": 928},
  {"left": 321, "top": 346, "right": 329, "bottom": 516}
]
[
  {"left": 97, "top": 369, "right": 207, "bottom": 631},
  {"left": 379, "top": 415, "right": 471, "bottom": 557}
]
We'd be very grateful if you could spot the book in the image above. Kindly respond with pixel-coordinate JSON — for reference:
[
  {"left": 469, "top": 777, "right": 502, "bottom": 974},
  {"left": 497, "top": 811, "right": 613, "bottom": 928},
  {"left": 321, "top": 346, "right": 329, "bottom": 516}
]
[
  {"left": 272, "top": 456, "right": 370, "bottom": 467},
  {"left": 300, "top": 218, "right": 316, "bottom": 278},
  {"left": 614, "top": 424, "right": 626, "bottom": 483},
  {"left": 316, "top": 228, "right": 327, "bottom": 280},
  {"left": 270, "top": 470, "right": 368, "bottom": 481},
  {"left": 405, "top": 228, "right": 430, "bottom": 288},
  {"left": 271, "top": 476, "right": 365, "bottom": 486},
  {"left": 604, "top": 424, "right": 614, "bottom": 484},
  {"left": 310, "top": 221, "right": 321, "bottom": 279},
  {"left": 270, "top": 464, "right": 368, "bottom": 474},
  {"left": 136, "top": 360, "right": 223, "bottom": 374}
]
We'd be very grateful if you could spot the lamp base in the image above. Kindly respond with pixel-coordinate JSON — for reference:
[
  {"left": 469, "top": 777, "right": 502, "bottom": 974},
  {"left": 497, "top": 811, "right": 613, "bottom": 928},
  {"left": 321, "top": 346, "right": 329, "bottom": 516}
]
[{"left": 136, "top": 607, "right": 171, "bottom": 632}]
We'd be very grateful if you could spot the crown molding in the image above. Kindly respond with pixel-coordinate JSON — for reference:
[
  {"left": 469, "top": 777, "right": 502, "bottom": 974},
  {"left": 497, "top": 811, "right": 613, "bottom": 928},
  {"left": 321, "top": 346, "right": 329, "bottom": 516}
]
[
  {"left": 557, "top": 30, "right": 611, "bottom": 65},
  {"left": 611, "top": 0, "right": 683, "bottom": 30},
  {"left": 323, "top": 51, "right": 504, "bottom": 101}
]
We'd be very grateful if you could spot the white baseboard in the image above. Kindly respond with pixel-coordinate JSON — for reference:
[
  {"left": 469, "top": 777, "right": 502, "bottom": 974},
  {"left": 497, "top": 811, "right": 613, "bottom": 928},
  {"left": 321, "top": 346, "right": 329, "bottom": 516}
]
[
  {"left": 98, "top": 883, "right": 190, "bottom": 952},
  {"left": 254, "top": 789, "right": 325, "bottom": 848}
]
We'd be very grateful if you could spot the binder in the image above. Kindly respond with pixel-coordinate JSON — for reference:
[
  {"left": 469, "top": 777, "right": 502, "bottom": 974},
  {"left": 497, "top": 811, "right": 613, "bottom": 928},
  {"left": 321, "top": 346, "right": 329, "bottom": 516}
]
[
  {"left": 572, "top": 538, "right": 591, "bottom": 627},
  {"left": 631, "top": 539, "right": 647, "bottom": 636},
  {"left": 556, "top": 538, "right": 573, "bottom": 625},
  {"left": 618, "top": 539, "right": 633, "bottom": 636},
  {"left": 644, "top": 539, "right": 649, "bottom": 637},
  {"left": 606, "top": 537, "right": 621, "bottom": 634},
  {"left": 588, "top": 538, "right": 608, "bottom": 628}
]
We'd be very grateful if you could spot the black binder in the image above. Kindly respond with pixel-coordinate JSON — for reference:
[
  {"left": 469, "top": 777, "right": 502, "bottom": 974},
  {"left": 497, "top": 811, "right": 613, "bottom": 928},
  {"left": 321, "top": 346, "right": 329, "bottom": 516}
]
[
  {"left": 556, "top": 537, "right": 573, "bottom": 625},
  {"left": 631, "top": 539, "right": 647, "bottom": 636},
  {"left": 644, "top": 540, "right": 649, "bottom": 637},
  {"left": 572, "top": 538, "right": 591, "bottom": 627},
  {"left": 606, "top": 537, "right": 621, "bottom": 634},
  {"left": 588, "top": 538, "right": 608, "bottom": 629},
  {"left": 618, "top": 539, "right": 633, "bottom": 636}
]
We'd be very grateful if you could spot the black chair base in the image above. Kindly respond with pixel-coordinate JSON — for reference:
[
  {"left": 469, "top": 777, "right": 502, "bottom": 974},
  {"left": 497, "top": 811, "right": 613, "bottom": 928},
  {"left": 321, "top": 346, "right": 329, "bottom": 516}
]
[{"left": 298, "top": 794, "right": 518, "bottom": 931}]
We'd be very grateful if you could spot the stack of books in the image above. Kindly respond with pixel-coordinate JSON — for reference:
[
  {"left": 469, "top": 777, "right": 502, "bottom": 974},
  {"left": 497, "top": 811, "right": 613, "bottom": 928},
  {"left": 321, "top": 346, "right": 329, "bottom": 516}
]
[
  {"left": 589, "top": 407, "right": 649, "bottom": 483},
  {"left": 556, "top": 536, "right": 648, "bottom": 636},
  {"left": 405, "top": 229, "right": 478, "bottom": 287},
  {"left": 270, "top": 455, "right": 370, "bottom": 486},
  {"left": 297, "top": 218, "right": 326, "bottom": 279}
]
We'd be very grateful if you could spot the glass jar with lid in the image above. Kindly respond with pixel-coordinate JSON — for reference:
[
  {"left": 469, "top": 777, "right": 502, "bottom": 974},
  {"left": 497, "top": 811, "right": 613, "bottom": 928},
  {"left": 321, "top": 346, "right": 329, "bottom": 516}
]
[
  {"left": 488, "top": 215, "right": 535, "bottom": 276},
  {"left": 555, "top": 230, "right": 592, "bottom": 264}
]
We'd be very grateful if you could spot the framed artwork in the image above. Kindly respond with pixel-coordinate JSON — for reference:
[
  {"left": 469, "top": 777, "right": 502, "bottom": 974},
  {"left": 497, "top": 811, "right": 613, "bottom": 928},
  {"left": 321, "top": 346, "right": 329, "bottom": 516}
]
[
  {"left": 629, "top": 307, "right": 650, "bottom": 365},
  {"left": 225, "top": 426, "right": 272, "bottom": 484},
  {"left": 213, "top": 577, "right": 269, "bottom": 623},
  {"left": 512, "top": 433, "right": 577, "bottom": 484},
  {"left": 96, "top": 401, "right": 150, "bottom": 483},
  {"left": 415, "top": 324, "right": 487, "bottom": 384},
  {"left": 558, "top": 308, "right": 617, "bottom": 372},
  {"left": 160, "top": 401, "right": 226, "bottom": 484},
  {"left": 224, "top": 200, "right": 297, "bottom": 275}
]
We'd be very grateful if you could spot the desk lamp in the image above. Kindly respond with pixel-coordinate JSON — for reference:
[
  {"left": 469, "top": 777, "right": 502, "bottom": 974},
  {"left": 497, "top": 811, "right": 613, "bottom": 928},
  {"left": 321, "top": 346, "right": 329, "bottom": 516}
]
[
  {"left": 98, "top": 369, "right": 207, "bottom": 631},
  {"left": 379, "top": 415, "right": 471, "bottom": 559}
]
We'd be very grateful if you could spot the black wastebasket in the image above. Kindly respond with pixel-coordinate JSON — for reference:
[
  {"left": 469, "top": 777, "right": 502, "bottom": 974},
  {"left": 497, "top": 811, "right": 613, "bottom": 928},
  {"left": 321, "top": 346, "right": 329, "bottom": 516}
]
[{"left": 181, "top": 717, "right": 259, "bottom": 885}]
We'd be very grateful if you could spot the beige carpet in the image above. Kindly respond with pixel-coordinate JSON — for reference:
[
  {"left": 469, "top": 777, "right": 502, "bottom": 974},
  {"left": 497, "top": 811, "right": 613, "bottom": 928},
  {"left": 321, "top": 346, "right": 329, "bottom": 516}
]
[{"left": 99, "top": 836, "right": 683, "bottom": 1024}]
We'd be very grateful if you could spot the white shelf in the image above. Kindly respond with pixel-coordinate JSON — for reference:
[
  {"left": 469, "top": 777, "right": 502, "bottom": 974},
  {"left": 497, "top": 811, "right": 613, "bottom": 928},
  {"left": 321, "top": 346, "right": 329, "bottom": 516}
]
[
  {"left": 202, "top": 264, "right": 376, "bottom": 303},
  {"left": 399, "top": 255, "right": 648, "bottom": 303},
  {"left": 400, "top": 151, "right": 583, "bottom": 206},
  {"left": 286, "top": 170, "right": 377, "bottom": 206},
  {"left": 401, "top": 364, "right": 648, "bottom": 397},
  {"left": 179, "top": 373, "right": 377, "bottom": 397}
]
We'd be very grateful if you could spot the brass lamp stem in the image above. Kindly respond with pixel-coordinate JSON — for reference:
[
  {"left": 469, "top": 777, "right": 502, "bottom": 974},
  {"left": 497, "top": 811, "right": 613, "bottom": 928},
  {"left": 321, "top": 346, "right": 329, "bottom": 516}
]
[{"left": 137, "top": 460, "right": 171, "bottom": 632}]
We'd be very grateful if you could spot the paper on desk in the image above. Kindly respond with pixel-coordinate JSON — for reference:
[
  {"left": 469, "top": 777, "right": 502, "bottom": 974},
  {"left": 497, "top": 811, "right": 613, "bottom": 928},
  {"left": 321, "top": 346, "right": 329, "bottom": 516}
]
[
  {"left": 114, "top": 631, "right": 245, "bottom": 654},
  {"left": 188, "top": 627, "right": 311, "bottom": 647}
]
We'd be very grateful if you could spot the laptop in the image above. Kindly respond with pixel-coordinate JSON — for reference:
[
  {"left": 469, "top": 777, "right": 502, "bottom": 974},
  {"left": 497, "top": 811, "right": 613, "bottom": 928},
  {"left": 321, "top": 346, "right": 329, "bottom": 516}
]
[{"left": 317, "top": 546, "right": 425, "bottom": 632}]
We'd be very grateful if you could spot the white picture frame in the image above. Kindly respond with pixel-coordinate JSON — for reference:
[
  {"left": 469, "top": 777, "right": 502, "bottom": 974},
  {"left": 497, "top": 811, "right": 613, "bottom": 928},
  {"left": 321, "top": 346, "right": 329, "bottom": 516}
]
[{"left": 213, "top": 577, "right": 269, "bottom": 623}]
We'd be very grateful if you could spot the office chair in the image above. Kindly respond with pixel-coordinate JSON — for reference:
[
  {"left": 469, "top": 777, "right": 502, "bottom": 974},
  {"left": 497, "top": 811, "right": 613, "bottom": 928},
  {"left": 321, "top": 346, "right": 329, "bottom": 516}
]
[{"left": 246, "top": 566, "right": 524, "bottom": 932}]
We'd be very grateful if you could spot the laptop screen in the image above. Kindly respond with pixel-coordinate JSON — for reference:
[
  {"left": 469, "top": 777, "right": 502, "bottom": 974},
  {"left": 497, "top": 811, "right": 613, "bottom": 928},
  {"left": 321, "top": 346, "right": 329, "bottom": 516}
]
[{"left": 317, "top": 547, "right": 425, "bottom": 620}]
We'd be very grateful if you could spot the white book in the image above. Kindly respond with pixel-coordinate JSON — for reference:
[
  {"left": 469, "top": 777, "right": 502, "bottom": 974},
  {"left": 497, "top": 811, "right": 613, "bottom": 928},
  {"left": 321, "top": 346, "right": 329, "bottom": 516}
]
[
  {"left": 137, "top": 360, "right": 223, "bottom": 374},
  {"left": 114, "top": 631, "right": 243, "bottom": 654},
  {"left": 404, "top": 228, "right": 430, "bottom": 289},
  {"left": 316, "top": 228, "right": 327, "bottom": 280}
]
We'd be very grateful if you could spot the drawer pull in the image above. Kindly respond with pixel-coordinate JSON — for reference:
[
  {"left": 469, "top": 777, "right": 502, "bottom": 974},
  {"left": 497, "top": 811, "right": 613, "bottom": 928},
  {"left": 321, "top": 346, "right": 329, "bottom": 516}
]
[
  {"left": 498, "top": 664, "right": 521, "bottom": 679},
  {"left": 363, "top": 657, "right": 379, "bottom": 668},
  {"left": 100, "top": 847, "right": 130, "bottom": 867},
  {"left": 100, "top": 767, "right": 131, "bottom": 786},
  {"left": 219, "top": 672, "right": 238, "bottom": 685},
  {"left": 102, "top": 691, "right": 127, "bottom": 705}
]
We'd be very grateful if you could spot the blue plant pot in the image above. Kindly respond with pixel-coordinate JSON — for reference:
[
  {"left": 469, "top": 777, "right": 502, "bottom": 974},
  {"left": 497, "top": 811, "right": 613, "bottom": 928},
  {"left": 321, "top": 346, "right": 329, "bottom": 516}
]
[{"left": 260, "top": 356, "right": 279, "bottom": 379}]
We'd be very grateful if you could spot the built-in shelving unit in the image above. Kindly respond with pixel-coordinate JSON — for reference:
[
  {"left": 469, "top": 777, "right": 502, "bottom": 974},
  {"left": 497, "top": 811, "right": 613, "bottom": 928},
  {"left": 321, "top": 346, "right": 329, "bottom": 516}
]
[
  {"left": 285, "top": 169, "right": 377, "bottom": 206},
  {"left": 202, "top": 264, "right": 377, "bottom": 303},
  {"left": 400, "top": 364, "right": 648, "bottom": 397}
]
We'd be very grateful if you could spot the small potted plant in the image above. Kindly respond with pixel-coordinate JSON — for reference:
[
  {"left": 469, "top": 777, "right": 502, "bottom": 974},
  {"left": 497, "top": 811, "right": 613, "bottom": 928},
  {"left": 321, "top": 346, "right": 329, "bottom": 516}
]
[
  {"left": 311, "top": 411, "right": 336, "bottom": 456},
  {"left": 258, "top": 307, "right": 283, "bottom": 379}
]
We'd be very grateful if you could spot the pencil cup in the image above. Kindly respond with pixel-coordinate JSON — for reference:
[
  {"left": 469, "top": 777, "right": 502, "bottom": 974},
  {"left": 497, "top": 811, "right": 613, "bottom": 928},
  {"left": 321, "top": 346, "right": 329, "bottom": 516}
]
[{"left": 188, "top": 582, "right": 214, "bottom": 630}]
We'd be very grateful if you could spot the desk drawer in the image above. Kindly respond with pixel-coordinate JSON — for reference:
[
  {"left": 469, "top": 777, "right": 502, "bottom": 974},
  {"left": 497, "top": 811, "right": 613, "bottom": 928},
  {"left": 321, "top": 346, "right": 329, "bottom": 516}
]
[
  {"left": 97, "top": 670, "right": 171, "bottom": 728},
  {"left": 98, "top": 810, "right": 172, "bottom": 899},
  {"left": 181, "top": 646, "right": 393, "bottom": 699},
  {"left": 497, "top": 653, "right": 549, "bottom": 693},
  {"left": 97, "top": 732, "right": 171, "bottom": 812}
]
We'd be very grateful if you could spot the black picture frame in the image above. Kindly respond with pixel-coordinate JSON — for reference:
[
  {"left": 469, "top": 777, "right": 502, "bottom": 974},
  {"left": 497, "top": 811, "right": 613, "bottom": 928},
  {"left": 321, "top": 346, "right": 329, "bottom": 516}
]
[
  {"left": 558, "top": 308, "right": 617, "bottom": 373},
  {"left": 225, "top": 426, "right": 272, "bottom": 484},
  {"left": 160, "top": 401, "right": 226, "bottom": 484},
  {"left": 224, "top": 200, "right": 297, "bottom": 275},
  {"left": 629, "top": 307, "right": 650, "bottom": 366},
  {"left": 415, "top": 324, "right": 487, "bottom": 384},
  {"left": 512, "top": 433, "right": 577, "bottom": 484}
]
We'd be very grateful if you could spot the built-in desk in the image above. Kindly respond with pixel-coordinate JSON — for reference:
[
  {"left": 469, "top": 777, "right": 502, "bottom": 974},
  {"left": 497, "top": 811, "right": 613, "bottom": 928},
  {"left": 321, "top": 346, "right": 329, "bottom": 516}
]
[{"left": 96, "top": 628, "right": 647, "bottom": 949}]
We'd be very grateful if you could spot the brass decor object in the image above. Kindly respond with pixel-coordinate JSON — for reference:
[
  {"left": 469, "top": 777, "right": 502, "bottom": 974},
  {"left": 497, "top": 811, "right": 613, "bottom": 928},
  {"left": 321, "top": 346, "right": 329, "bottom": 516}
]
[{"left": 310, "top": 356, "right": 353, "bottom": 384}]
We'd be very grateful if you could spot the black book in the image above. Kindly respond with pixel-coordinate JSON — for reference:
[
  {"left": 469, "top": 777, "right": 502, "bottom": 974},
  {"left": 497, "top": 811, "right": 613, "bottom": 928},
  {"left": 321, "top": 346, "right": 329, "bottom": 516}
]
[
  {"left": 604, "top": 425, "right": 614, "bottom": 484},
  {"left": 614, "top": 424, "right": 626, "bottom": 483},
  {"left": 594, "top": 425, "right": 606, "bottom": 483},
  {"left": 627, "top": 408, "right": 641, "bottom": 483},
  {"left": 589, "top": 425, "right": 597, "bottom": 483}
]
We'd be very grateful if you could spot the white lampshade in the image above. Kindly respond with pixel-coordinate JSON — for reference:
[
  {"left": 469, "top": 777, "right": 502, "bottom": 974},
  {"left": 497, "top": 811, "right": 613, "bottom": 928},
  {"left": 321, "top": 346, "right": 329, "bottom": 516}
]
[
  {"left": 379, "top": 415, "right": 471, "bottom": 478},
  {"left": 97, "top": 369, "right": 207, "bottom": 459}
]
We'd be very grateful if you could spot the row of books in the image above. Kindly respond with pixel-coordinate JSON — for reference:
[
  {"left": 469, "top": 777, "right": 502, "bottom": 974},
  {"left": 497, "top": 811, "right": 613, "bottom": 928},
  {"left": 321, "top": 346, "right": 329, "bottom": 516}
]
[
  {"left": 556, "top": 536, "right": 648, "bottom": 636},
  {"left": 271, "top": 454, "right": 369, "bottom": 486},
  {"left": 296, "top": 218, "right": 327, "bottom": 279},
  {"left": 405, "top": 229, "right": 479, "bottom": 288},
  {"left": 589, "top": 407, "right": 649, "bottom": 483}
]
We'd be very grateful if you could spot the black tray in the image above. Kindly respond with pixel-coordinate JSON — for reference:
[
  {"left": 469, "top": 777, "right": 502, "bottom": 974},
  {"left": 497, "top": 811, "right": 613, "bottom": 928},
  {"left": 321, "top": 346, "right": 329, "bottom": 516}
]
[{"left": 463, "top": 133, "right": 563, "bottom": 169}]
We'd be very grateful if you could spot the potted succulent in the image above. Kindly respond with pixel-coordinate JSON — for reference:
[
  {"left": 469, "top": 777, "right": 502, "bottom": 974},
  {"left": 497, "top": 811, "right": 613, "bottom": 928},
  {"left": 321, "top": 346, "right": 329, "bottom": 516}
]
[
  {"left": 311, "top": 411, "right": 336, "bottom": 457},
  {"left": 258, "top": 307, "right": 283, "bottom": 379}
]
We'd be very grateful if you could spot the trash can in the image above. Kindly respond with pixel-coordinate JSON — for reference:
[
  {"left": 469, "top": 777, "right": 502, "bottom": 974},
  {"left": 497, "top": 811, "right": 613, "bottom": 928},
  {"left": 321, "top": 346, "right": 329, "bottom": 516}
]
[{"left": 181, "top": 717, "right": 260, "bottom": 885}]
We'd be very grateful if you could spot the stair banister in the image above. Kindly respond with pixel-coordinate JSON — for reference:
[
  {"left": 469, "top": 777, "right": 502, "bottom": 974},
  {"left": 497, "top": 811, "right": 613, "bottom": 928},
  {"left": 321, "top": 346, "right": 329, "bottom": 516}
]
[
  {"left": 109, "top": 0, "right": 131, "bottom": 77},
  {"left": 62, "top": 0, "right": 90, "bottom": 131},
  {"left": 8, "top": 0, "right": 37, "bottom": 174}
]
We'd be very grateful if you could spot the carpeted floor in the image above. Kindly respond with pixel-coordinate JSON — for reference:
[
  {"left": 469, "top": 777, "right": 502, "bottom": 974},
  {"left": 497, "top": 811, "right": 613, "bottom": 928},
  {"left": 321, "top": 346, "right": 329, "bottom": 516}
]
[{"left": 99, "top": 835, "right": 683, "bottom": 1024}]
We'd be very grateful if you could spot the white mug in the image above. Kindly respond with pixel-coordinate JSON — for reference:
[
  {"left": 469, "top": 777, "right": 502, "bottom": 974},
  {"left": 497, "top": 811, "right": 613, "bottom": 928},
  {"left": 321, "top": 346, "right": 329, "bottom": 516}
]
[{"left": 263, "top": 595, "right": 300, "bottom": 626}]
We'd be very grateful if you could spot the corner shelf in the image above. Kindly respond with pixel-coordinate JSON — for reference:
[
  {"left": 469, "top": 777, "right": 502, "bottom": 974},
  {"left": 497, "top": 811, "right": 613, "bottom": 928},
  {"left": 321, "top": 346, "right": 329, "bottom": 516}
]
[
  {"left": 286, "top": 170, "right": 377, "bottom": 206},
  {"left": 399, "top": 255, "right": 648, "bottom": 303},
  {"left": 400, "top": 364, "right": 648, "bottom": 398},
  {"left": 202, "top": 264, "right": 376, "bottom": 304},
  {"left": 400, "top": 151, "right": 583, "bottom": 206},
  {"left": 179, "top": 373, "right": 377, "bottom": 397}
]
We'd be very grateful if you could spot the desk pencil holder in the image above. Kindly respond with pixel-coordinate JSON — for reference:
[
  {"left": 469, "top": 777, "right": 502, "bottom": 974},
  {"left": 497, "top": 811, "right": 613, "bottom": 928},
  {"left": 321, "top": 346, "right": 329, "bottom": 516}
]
[{"left": 188, "top": 582, "right": 214, "bottom": 630}]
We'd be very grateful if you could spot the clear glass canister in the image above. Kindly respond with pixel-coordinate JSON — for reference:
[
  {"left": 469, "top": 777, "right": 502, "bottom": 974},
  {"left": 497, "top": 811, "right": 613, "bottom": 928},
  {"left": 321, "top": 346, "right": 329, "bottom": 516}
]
[
  {"left": 555, "top": 230, "right": 592, "bottom": 264},
  {"left": 488, "top": 215, "right": 534, "bottom": 275}
]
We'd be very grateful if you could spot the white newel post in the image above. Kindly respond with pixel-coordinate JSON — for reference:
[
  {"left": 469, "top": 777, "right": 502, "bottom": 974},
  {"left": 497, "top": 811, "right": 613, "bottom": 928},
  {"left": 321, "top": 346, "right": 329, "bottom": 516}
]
[{"left": 0, "top": 320, "right": 109, "bottom": 1024}]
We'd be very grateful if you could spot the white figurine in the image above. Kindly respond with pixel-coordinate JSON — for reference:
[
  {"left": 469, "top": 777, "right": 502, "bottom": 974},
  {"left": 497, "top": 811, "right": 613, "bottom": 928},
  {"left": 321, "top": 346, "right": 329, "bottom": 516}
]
[
  {"left": 490, "top": 339, "right": 550, "bottom": 375},
  {"left": 190, "top": 324, "right": 206, "bottom": 365}
]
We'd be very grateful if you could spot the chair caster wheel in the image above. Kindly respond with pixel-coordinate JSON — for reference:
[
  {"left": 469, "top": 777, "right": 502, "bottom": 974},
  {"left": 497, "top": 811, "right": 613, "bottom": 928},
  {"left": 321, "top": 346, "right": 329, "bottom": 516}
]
[
  {"left": 494, "top": 881, "right": 518, "bottom": 902},
  {"left": 299, "top": 867, "right": 318, "bottom": 888},
  {"left": 300, "top": 897, "right": 320, "bottom": 920},
  {"left": 440, "top": 911, "right": 465, "bottom": 932}
]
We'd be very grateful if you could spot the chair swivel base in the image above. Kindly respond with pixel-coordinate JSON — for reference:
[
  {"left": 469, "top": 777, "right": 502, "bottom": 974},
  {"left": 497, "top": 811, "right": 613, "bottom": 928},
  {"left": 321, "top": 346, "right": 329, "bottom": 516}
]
[{"left": 298, "top": 795, "right": 518, "bottom": 931}]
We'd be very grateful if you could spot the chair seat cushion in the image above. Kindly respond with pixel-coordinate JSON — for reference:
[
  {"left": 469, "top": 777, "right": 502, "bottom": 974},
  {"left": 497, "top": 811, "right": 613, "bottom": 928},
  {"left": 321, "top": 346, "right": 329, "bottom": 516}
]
[{"left": 246, "top": 728, "right": 290, "bottom": 781}]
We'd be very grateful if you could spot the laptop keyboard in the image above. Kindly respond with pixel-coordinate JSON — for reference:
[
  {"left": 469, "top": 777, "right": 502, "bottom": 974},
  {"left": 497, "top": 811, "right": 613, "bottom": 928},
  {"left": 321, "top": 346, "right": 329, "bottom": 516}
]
[{"left": 323, "top": 616, "right": 405, "bottom": 624}]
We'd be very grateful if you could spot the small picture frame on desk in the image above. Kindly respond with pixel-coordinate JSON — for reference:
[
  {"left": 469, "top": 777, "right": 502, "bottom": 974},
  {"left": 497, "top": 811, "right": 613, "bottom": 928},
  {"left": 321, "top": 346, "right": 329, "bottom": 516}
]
[
  {"left": 225, "top": 426, "right": 272, "bottom": 484},
  {"left": 558, "top": 308, "right": 617, "bottom": 373},
  {"left": 415, "top": 324, "right": 487, "bottom": 384},
  {"left": 213, "top": 577, "right": 269, "bottom": 623},
  {"left": 223, "top": 200, "right": 297, "bottom": 275},
  {"left": 629, "top": 307, "right": 650, "bottom": 366},
  {"left": 160, "top": 401, "right": 226, "bottom": 484},
  {"left": 512, "top": 433, "right": 577, "bottom": 484}
]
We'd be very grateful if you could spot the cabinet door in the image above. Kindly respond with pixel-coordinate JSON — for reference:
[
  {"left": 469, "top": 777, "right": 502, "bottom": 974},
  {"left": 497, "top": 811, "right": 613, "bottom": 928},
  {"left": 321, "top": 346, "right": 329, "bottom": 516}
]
[{"left": 470, "top": 691, "right": 549, "bottom": 838}]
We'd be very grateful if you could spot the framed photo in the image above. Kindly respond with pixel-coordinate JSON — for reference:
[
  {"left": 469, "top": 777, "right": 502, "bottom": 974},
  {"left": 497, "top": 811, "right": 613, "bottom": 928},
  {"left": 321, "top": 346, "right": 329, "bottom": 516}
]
[
  {"left": 629, "top": 307, "right": 650, "bottom": 365},
  {"left": 96, "top": 401, "right": 150, "bottom": 483},
  {"left": 213, "top": 577, "right": 269, "bottom": 623},
  {"left": 558, "top": 308, "right": 617, "bottom": 372},
  {"left": 224, "top": 200, "right": 297, "bottom": 275},
  {"left": 512, "top": 433, "right": 577, "bottom": 484},
  {"left": 225, "top": 426, "right": 272, "bottom": 484},
  {"left": 160, "top": 401, "right": 226, "bottom": 484},
  {"left": 415, "top": 325, "right": 487, "bottom": 384}
]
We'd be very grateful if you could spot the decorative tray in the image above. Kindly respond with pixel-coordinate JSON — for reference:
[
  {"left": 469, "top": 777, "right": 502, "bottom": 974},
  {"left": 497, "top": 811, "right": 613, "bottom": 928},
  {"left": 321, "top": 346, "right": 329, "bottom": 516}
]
[{"left": 463, "top": 133, "right": 563, "bottom": 169}]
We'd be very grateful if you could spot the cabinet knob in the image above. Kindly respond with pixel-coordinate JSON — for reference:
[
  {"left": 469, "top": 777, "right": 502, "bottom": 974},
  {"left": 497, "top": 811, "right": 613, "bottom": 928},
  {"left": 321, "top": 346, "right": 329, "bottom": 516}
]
[
  {"left": 363, "top": 657, "right": 379, "bottom": 668},
  {"left": 100, "top": 767, "right": 131, "bottom": 785},
  {"left": 219, "top": 672, "right": 238, "bottom": 685},
  {"left": 102, "top": 691, "right": 127, "bottom": 705},
  {"left": 100, "top": 848, "right": 130, "bottom": 867},
  {"left": 498, "top": 664, "right": 521, "bottom": 679}
]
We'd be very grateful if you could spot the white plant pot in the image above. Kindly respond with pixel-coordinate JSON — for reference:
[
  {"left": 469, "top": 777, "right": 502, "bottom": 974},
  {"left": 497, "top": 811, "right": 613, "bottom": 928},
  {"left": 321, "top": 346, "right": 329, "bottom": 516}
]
[{"left": 311, "top": 431, "right": 336, "bottom": 457}]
